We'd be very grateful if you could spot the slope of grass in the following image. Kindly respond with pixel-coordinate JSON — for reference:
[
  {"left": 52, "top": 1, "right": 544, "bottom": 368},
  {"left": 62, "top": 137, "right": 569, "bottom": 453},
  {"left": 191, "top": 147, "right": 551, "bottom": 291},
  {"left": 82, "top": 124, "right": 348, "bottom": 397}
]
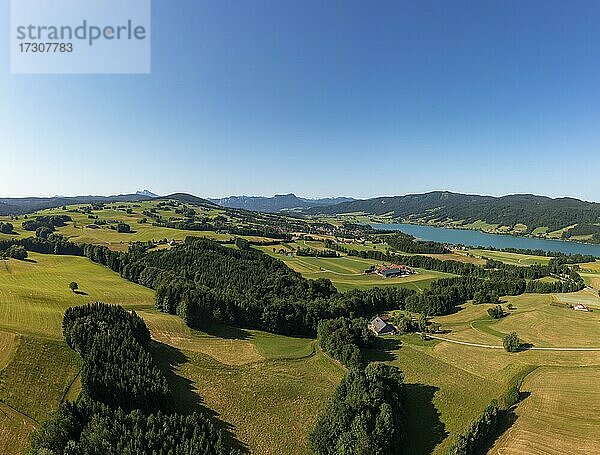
[
  {"left": 489, "top": 366, "right": 600, "bottom": 455},
  {"left": 0, "top": 335, "right": 82, "bottom": 422},
  {"left": 0, "top": 253, "right": 155, "bottom": 338}
]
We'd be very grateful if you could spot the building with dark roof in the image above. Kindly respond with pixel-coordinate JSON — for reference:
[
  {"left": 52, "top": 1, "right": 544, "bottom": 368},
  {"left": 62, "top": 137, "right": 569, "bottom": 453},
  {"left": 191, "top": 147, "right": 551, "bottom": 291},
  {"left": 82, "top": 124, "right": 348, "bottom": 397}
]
[{"left": 369, "top": 316, "right": 397, "bottom": 336}]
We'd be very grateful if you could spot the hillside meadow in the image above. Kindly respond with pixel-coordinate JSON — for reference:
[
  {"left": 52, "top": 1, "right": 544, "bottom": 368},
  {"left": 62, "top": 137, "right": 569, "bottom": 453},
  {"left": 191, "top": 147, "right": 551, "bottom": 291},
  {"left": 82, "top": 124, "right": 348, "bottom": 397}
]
[
  {"left": 0, "top": 252, "right": 344, "bottom": 455},
  {"left": 1, "top": 205, "right": 600, "bottom": 454}
]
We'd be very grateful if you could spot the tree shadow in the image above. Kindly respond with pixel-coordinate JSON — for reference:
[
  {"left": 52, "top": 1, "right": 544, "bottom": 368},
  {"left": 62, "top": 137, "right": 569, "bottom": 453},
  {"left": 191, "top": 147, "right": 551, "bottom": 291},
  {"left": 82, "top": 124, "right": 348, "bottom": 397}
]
[
  {"left": 73, "top": 290, "right": 89, "bottom": 296},
  {"left": 473, "top": 393, "right": 530, "bottom": 454},
  {"left": 151, "top": 341, "right": 250, "bottom": 454},
  {"left": 362, "top": 337, "right": 401, "bottom": 362},
  {"left": 403, "top": 383, "right": 448, "bottom": 454},
  {"left": 21, "top": 258, "right": 37, "bottom": 263},
  {"left": 191, "top": 322, "right": 253, "bottom": 341},
  {"left": 518, "top": 343, "right": 534, "bottom": 351}
]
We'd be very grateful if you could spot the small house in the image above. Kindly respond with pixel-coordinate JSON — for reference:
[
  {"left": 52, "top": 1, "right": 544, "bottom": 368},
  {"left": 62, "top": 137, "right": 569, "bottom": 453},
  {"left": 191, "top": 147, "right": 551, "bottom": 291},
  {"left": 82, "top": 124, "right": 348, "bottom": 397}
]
[{"left": 369, "top": 316, "right": 397, "bottom": 336}]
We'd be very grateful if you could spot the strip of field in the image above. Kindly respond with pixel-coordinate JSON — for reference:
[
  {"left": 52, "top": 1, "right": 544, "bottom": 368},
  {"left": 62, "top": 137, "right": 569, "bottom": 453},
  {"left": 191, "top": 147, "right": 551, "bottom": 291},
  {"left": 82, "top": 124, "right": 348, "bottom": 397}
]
[
  {"left": 0, "top": 336, "right": 82, "bottom": 422},
  {"left": 468, "top": 249, "right": 551, "bottom": 266},
  {"left": 489, "top": 366, "right": 600, "bottom": 455}
]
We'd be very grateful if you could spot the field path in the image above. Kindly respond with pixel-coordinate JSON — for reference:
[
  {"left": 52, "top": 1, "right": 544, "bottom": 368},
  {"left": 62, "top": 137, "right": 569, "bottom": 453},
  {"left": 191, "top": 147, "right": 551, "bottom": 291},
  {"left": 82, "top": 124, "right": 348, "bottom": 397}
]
[{"left": 422, "top": 333, "right": 600, "bottom": 351}]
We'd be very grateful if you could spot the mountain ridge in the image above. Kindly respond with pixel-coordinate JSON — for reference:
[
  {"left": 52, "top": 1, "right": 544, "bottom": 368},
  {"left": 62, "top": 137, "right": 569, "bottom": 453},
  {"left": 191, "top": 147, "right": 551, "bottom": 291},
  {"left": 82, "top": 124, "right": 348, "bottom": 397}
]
[{"left": 305, "top": 190, "right": 600, "bottom": 232}]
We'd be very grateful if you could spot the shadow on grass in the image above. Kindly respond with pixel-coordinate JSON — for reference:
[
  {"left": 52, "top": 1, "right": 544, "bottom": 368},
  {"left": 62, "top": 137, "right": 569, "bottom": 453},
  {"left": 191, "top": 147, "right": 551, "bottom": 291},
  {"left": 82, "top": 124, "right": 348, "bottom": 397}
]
[
  {"left": 362, "top": 337, "right": 402, "bottom": 362},
  {"left": 151, "top": 341, "right": 250, "bottom": 454},
  {"left": 21, "top": 258, "right": 38, "bottom": 263},
  {"left": 192, "top": 322, "right": 253, "bottom": 341},
  {"left": 403, "top": 383, "right": 448, "bottom": 455},
  {"left": 518, "top": 343, "right": 534, "bottom": 351},
  {"left": 474, "top": 393, "right": 530, "bottom": 454},
  {"left": 73, "top": 290, "right": 89, "bottom": 296}
]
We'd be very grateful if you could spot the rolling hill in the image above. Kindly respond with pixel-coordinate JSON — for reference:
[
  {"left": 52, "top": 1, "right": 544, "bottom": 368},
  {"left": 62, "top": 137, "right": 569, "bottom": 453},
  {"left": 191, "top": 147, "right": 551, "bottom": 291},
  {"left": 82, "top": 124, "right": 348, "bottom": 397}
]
[{"left": 0, "top": 192, "right": 156, "bottom": 216}]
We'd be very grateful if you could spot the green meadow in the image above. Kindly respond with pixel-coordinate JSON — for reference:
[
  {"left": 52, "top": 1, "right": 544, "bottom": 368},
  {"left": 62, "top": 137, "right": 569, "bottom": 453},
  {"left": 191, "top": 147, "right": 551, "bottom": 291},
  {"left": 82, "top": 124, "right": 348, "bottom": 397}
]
[
  {"left": 2, "top": 205, "right": 600, "bottom": 454},
  {"left": 0, "top": 252, "right": 343, "bottom": 455}
]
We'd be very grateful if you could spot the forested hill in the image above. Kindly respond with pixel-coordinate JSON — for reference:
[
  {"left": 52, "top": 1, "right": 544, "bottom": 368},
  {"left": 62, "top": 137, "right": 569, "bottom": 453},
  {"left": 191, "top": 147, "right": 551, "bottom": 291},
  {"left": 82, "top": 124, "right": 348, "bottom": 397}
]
[
  {"left": 209, "top": 193, "right": 354, "bottom": 212},
  {"left": 306, "top": 191, "right": 600, "bottom": 232}
]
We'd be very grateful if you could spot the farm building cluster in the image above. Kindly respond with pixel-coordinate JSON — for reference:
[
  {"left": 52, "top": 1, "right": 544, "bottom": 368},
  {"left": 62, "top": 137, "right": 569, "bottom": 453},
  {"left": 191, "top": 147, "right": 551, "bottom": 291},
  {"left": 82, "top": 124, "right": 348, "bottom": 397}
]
[{"left": 365, "top": 264, "right": 415, "bottom": 278}]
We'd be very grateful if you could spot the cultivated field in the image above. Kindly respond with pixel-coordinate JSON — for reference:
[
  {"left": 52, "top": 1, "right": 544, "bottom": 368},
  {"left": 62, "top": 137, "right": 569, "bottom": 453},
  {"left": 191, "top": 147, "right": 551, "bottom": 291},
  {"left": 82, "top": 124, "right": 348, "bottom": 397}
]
[{"left": 489, "top": 366, "right": 600, "bottom": 455}]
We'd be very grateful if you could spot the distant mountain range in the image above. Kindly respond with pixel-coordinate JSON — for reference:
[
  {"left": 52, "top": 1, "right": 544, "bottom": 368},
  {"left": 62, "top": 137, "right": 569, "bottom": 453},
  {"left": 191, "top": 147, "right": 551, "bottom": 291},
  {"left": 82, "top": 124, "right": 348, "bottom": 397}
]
[
  {"left": 305, "top": 191, "right": 600, "bottom": 232},
  {"left": 209, "top": 193, "right": 355, "bottom": 212},
  {"left": 3, "top": 189, "right": 600, "bottom": 234}
]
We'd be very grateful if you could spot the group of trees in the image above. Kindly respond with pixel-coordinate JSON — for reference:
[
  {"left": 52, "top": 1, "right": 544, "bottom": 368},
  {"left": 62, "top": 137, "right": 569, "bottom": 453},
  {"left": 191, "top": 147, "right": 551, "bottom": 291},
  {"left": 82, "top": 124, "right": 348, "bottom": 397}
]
[
  {"left": 447, "top": 401, "right": 500, "bottom": 455},
  {"left": 62, "top": 303, "right": 171, "bottom": 412},
  {"left": 503, "top": 332, "right": 522, "bottom": 352},
  {"left": 487, "top": 305, "right": 505, "bottom": 319},
  {"left": 21, "top": 214, "right": 71, "bottom": 232},
  {"left": 316, "top": 317, "right": 374, "bottom": 368},
  {"left": 30, "top": 303, "right": 234, "bottom": 454},
  {"left": 0, "top": 234, "right": 83, "bottom": 256},
  {"left": 1, "top": 244, "right": 27, "bottom": 260},
  {"left": 296, "top": 247, "right": 339, "bottom": 258},
  {"left": 114, "top": 222, "right": 132, "bottom": 233},
  {"left": 309, "top": 363, "right": 406, "bottom": 454},
  {"left": 0, "top": 221, "right": 14, "bottom": 234}
]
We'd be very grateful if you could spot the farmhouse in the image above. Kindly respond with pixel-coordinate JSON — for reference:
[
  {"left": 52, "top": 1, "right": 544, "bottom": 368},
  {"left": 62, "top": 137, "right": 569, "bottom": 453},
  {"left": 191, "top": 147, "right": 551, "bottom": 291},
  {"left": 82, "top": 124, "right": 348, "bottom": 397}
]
[
  {"left": 573, "top": 303, "right": 589, "bottom": 312},
  {"left": 369, "top": 316, "right": 397, "bottom": 336},
  {"left": 375, "top": 264, "right": 414, "bottom": 278}
]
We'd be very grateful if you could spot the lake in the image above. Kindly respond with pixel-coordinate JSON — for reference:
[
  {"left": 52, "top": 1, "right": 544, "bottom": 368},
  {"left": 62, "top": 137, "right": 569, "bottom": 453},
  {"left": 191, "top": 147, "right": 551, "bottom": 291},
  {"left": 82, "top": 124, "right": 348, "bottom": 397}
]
[{"left": 371, "top": 223, "right": 600, "bottom": 257}]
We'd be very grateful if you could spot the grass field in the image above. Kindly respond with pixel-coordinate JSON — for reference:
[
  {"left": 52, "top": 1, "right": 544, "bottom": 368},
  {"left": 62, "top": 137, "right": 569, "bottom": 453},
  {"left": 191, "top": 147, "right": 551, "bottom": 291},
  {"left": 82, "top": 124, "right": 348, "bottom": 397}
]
[
  {"left": 0, "top": 252, "right": 343, "bottom": 455},
  {"left": 489, "top": 366, "right": 600, "bottom": 454},
  {"left": 0, "top": 253, "right": 155, "bottom": 338},
  {"left": 257, "top": 247, "right": 455, "bottom": 291},
  {"left": 153, "top": 340, "right": 343, "bottom": 454},
  {"left": 1, "top": 240, "right": 600, "bottom": 453}
]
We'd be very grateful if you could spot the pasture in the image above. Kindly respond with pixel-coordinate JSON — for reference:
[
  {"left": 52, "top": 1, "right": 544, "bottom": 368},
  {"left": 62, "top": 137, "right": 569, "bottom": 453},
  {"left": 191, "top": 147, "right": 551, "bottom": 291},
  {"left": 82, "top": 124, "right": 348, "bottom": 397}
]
[
  {"left": 1, "top": 224, "right": 600, "bottom": 454},
  {"left": 372, "top": 291, "right": 600, "bottom": 454},
  {"left": 0, "top": 252, "right": 344, "bottom": 455},
  {"left": 257, "top": 247, "right": 455, "bottom": 291},
  {"left": 0, "top": 253, "right": 155, "bottom": 338}
]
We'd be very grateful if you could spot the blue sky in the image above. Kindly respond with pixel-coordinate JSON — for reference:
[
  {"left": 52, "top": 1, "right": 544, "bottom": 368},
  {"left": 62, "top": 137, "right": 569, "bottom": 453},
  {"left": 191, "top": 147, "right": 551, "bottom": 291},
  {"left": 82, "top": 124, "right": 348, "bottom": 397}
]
[{"left": 2, "top": 0, "right": 600, "bottom": 200}]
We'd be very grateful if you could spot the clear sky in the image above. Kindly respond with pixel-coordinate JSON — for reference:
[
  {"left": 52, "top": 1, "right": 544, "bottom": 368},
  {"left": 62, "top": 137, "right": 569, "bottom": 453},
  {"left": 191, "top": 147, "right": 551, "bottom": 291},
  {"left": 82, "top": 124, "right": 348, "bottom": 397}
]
[{"left": 2, "top": 0, "right": 600, "bottom": 200}]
